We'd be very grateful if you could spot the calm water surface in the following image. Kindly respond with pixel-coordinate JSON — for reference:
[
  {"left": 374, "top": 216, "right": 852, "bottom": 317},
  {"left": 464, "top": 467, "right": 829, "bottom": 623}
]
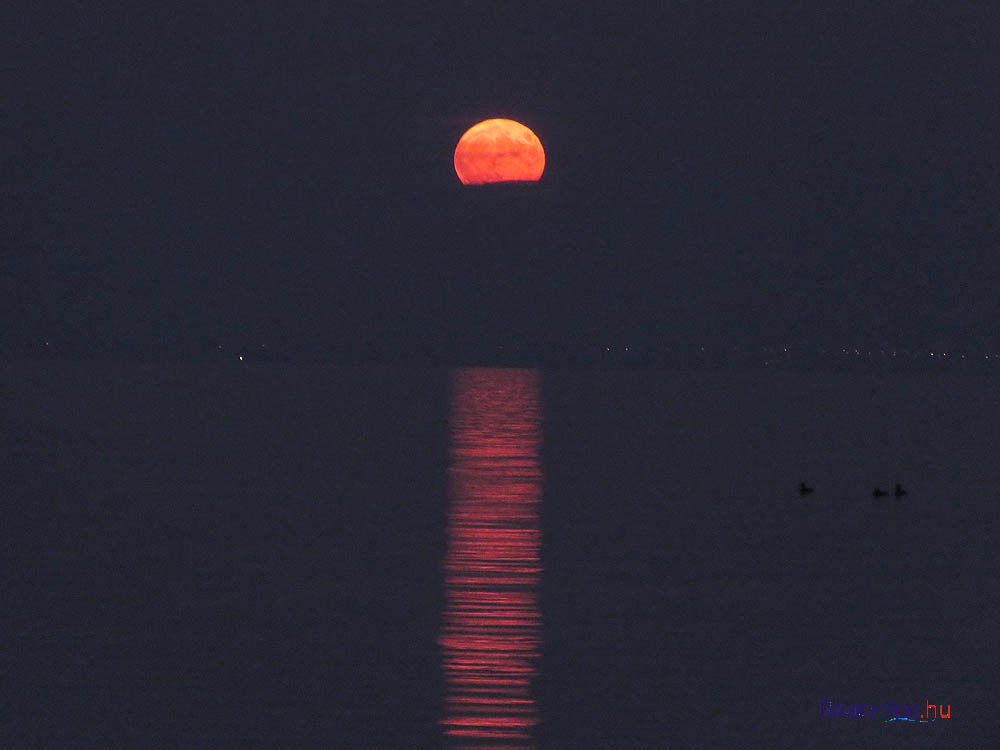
[{"left": 4, "top": 362, "right": 998, "bottom": 747}]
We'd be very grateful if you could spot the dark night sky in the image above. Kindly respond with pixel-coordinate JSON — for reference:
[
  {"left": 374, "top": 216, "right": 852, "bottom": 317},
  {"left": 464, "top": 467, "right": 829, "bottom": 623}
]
[{"left": 5, "top": 2, "right": 999, "bottom": 359}]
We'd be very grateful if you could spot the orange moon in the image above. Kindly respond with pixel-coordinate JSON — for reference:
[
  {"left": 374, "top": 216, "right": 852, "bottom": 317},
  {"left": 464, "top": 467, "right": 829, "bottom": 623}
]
[{"left": 454, "top": 119, "right": 545, "bottom": 185}]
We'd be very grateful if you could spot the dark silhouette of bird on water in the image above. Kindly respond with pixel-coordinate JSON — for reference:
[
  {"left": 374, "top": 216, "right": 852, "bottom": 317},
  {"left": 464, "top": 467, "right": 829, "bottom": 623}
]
[
  {"left": 873, "top": 487, "right": 889, "bottom": 498},
  {"left": 894, "top": 483, "right": 907, "bottom": 498},
  {"left": 799, "top": 482, "right": 814, "bottom": 497}
]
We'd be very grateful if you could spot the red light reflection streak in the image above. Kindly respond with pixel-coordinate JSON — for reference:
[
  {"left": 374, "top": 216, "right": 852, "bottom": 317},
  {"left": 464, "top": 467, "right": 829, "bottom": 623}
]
[{"left": 441, "top": 369, "right": 542, "bottom": 749}]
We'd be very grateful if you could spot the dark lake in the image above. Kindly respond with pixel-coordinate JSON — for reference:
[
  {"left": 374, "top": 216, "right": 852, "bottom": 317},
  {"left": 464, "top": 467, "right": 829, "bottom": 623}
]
[{"left": 4, "top": 361, "right": 997, "bottom": 747}]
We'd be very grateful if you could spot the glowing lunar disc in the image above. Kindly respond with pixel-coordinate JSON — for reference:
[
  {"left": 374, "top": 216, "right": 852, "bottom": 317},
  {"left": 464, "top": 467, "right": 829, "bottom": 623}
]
[{"left": 454, "top": 119, "right": 545, "bottom": 185}]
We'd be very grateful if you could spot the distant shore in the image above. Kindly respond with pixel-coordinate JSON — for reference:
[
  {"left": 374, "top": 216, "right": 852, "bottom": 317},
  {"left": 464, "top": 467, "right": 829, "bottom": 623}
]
[{"left": 3, "top": 345, "right": 997, "bottom": 373}]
